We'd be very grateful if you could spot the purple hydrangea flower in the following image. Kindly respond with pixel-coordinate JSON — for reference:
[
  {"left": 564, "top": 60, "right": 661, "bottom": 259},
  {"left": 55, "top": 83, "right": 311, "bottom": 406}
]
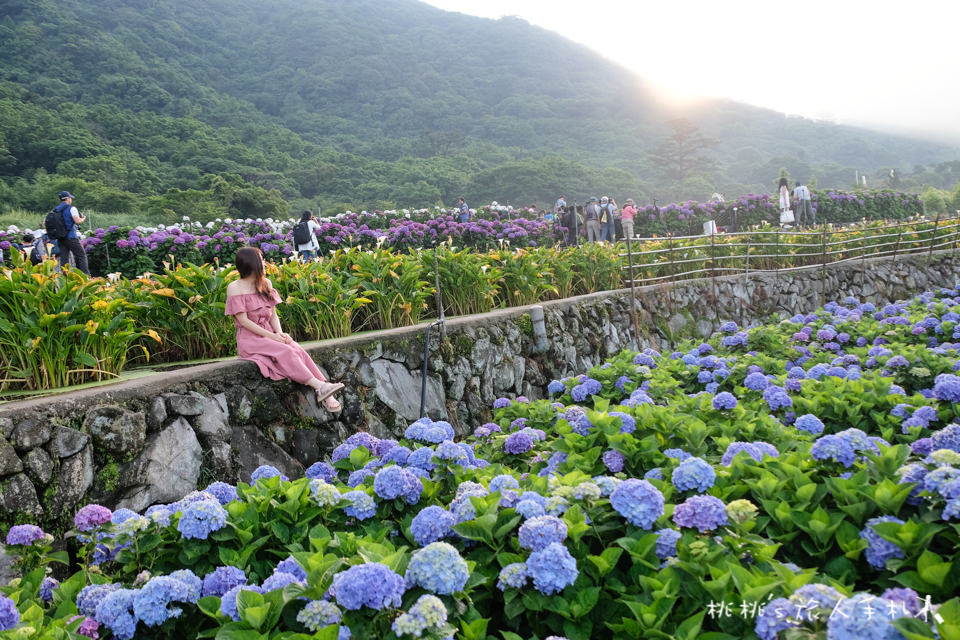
[
  {"left": 5, "top": 524, "right": 45, "bottom": 546},
  {"left": 602, "top": 449, "right": 625, "bottom": 473},
  {"left": 712, "top": 392, "right": 737, "bottom": 410},
  {"left": 672, "top": 495, "right": 728, "bottom": 532},
  {"left": 860, "top": 516, "right": 905, "bottom": 569}
]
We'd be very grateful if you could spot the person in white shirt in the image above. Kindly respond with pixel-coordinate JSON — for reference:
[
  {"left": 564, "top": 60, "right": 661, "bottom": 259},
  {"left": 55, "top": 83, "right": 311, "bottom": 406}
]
[
  {"left": 793, "top": 181, "right": 814, "bottom": 228},
  {"left": 295, "top": 210, "right": 322, "bottom": 260}
]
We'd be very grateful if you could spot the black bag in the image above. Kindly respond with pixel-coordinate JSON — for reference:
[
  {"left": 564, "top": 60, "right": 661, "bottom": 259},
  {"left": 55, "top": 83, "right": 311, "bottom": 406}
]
[
  {"left": 292, "top": 221, "right": 311, "bottom": 245},
  {"left": 29, "top": 239, "right": 44, "bottom": 265},
  {"left": 45, "top": 204, "right": 70, "bottom": 240}
]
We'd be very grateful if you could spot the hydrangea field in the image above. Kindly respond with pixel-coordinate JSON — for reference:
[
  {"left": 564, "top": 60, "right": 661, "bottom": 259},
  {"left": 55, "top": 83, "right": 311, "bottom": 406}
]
[{"left": 4, "top": 289, "right": 960, "bottom": 639}]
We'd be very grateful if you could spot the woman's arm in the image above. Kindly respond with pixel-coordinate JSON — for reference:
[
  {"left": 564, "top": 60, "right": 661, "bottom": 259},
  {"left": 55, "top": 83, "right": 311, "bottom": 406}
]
[{"left": 234, "top": 310, "right": 285, "bottom": 342}]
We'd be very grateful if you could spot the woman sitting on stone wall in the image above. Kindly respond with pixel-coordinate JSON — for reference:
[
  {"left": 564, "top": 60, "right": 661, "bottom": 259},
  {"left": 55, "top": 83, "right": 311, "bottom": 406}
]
[{"left": 225, "top": 246, "right": 343, "bottom": 412}]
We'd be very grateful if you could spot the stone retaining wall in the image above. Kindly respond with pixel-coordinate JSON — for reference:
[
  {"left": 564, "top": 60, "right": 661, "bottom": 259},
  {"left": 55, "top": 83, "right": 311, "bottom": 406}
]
[{"left": 1, "top": 251, "right": 958, "bottom": 532}]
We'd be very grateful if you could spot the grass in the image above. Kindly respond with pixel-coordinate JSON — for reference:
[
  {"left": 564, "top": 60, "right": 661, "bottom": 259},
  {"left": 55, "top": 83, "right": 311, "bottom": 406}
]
[{"left": 0, "top": 208, "right": 152, "bottom": 232}]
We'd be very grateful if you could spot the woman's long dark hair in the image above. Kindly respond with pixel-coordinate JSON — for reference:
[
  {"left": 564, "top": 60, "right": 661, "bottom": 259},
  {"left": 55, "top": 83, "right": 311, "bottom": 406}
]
[
  {"left": 235, "top": 247, "right": 271, "bottom": 298},
  {"left": 300, "top": 210, "right": 312, "bottom": 223},
  {"left": 778, "top": 177, "right": 789, "bottom": 189}
]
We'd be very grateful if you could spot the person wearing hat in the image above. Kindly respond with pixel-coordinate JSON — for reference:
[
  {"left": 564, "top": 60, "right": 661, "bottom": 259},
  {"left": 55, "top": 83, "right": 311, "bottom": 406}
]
[
  {"left": 584, "top": 197, "right": 601, "bottom": 243},
  {"left": 621, "top": 198, "right": 637, "bottom": 240},
  {"left": 55, "top": 191, "right": 89, "bottom": 274}
]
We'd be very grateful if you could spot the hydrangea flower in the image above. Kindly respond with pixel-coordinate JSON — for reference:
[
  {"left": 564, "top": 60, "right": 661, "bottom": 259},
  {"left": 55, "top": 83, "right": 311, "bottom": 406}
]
[
  {"left": 672, "top": 495, "right": 729, "bottom": 532},
  {"left": 5, "top": 524, "right": 45, "bottom": 546},
  {"left": 497, "top": 563, "right": 529, "bottom": 590},
  {"left": 261, "top": 571, "right": 304, "bottom": 592},
  {"left": 721, "top": 441, "right": 778, "bottom": 466},
  {"left": 663, "top": 448, "right": 692, "bottom": 461},
  {"left": 609, "top": 411, "right": 636, "bottom": 434},
  {"left": 310, "top": 479, "right": 342, "bottom": 508},
  {"left": 794, "top": 414, "right": 825, "bottom": 435},
  {"left": 0, "top": 594, "right": 18, "bottom": 631},
  {"left": 39, "top": 576, "right": 59, "bottom": 603},
  {"left": 931, "top": 424, "right": 960, "bottom": 453},
  {"left": 810, "top": 434, "right": 856, "bottom": 467},
  {"left": 671, "top": 457, "right": 716, "bottom": 493},
  {"left": 331, "top": 563, "right": 405, "bottom": 610},
  {"left": 296, "top": 599, "right": 342, "bottom": 633},
  {"left": 525, "top": 542, "right": 578, "bottom": 595},
  {"left": 410, "top": 505, "right": 457, "bottom": 546},
  {"left": 133, "top": 576, "right": 191, "bottom": 626},
  {"left": 75, "top": 504, "right": 112, "bottom": 532},
  {"left": 489, "top": 474, "right": 520, "bottom": 494},
  {"left": 341, "top": 490, "right": 377, "bottom": 520},
  {"left": 518, "top": 515, "right": 567, "bottom": 551},
  {"left": 754, "top": 597, "right": 796, "bottom": 640},
  {"left": 305, "top": 462, "right": 338, "bottom": 483},
  {"left": 860, "top": 516, "right": 905, "bottom": 569},
  {"left": 493, "top": 397, "right": 511, "bottom": 409},
  {"left": 202, "top": 566, "right": 247, "bottom": 598},
  {"left": 712, "top": 392, "right": 737, "bottom": 410},
  {"left": 203, "top": 482, "right": 238, "bottom": 505},
  {"left": 504, "top": 430, "right": 535, "bottom": 454},
  {"left": 76, "top": 583, "right": 121, "bottom": 617},
  {"left": 95, "top": 588, "right": 138, "bottom": 640},
  {"left": 391, "top": 594, "right": 448, "bottom": 638},
  {"left": 826, "top": 592, "right": 909, "bottom": 639},
  {"left": 602, "top": 449, "right": 625, "bottom": 473},
  {"left": 177, "top": 498, "right": 228, "bottom": 540},
  {"left": 654, "top": 528, "right": 681, "bottom": 559},
  {"left": 744, "top": 372, "right": 769, "bottom": 391},
  {"left": 250, "top": 465, "right": 287, "bottom": 483},
  {"left": 373, "top": 465, "right": 423, "bottom": 504},
  {"left": 547, "top": 379, "right": 565, "bottom": 394},
  {"left": 762, "top": 385, "right": 792, "bottom": 410},
  {"left": 219, "top": 585, "right": 263, "bottom": 621},
  {"left": 405, "top": 542, "right": 469, "bottom": 595},
  {"left": 610, "top": 479, "right": 664, "bottom": 529}
]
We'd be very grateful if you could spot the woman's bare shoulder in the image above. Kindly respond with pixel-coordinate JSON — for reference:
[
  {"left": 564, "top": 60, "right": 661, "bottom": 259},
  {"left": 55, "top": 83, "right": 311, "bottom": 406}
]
[{"left": 227, "top": 280, "right": 253, "bottom": 296}]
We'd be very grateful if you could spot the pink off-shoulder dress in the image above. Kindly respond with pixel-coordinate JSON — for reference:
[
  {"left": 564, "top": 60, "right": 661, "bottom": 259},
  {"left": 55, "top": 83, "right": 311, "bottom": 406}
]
[{"left": 224, "top": 290, "right": 326, "bottom": 385}]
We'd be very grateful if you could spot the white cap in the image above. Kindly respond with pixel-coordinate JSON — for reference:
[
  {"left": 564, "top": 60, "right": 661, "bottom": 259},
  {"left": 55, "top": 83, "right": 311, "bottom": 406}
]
[{"left": 601, "top": 196, "right": 609, "bottom": 203}]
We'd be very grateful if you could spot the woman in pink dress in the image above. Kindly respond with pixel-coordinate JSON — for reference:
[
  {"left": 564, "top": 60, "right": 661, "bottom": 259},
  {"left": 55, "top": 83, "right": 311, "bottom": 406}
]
[{"left": 225, "top": 247, "right": 343, "bottom": 412}]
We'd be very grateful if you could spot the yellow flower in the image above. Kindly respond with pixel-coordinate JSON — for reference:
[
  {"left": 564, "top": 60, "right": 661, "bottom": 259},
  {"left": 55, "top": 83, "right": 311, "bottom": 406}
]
[
  {"left": 84, "top": 320, "right": 99, "bottom": 334},
  {"left": 30, "top": 336, "right": 41, "bottom": 350},
  {"left": 188, "top": 294, "right": 203, "bottom": 304},
  {"left": 92, "top": 300, "right": 110, "bottom": 312},
  {"left": 145, "top": 329, "right": 162, "bottom": 343},
  {"left": 32, "top": 273, "right": 46, "bottom": 285},
  {"left": 151, "top": 288, "right": 176, "bottom": 297}
]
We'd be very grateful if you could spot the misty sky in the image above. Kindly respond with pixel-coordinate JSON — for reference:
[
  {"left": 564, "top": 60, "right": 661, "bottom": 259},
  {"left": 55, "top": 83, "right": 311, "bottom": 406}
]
[{"left": 421, "top": 0, "right": 960, "bottom": 144}]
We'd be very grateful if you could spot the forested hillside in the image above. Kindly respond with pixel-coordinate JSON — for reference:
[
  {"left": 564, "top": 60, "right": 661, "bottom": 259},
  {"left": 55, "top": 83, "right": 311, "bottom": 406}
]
[{"left": 0, "top": 0, "right": 956, "bottom": 220}]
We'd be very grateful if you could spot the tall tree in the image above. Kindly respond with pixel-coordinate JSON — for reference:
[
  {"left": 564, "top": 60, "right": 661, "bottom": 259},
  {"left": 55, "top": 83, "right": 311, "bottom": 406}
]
[{"left": 647, "top": 118, "right": 718, "bottom": 183}]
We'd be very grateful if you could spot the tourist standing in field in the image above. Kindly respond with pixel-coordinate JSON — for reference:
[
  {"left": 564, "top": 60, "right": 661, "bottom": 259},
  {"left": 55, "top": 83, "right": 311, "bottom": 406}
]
[
  {"left": 778, "top": 178, "right": 791, "bottom": 214},
  {"left": 584, "top": 197, "right": 601, "bottom": 243},
  {"left": 54, "top": 191, "right": 89, "bottom": 275},
  {"left": 621, "top": 199, "right": 637, "bottom": 240},
  {"left": 554, "top": 195, "right": 566, "bottom": 217},
  {"left": 225, "top": 246, "right": 344, "bottom": 412},
  {"left": 458, "top": 197, "right": 470, "bottom": 223},
  {"left": 294, "top": 210, "right": 322, "bottom": 260},
  {"left": 793, "top": 181, "right": 815, "bottom": 228}
]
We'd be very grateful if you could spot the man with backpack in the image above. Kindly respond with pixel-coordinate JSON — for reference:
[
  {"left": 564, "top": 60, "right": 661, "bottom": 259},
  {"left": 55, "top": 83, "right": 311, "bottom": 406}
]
[
  {"left": 584, "top": 197, "right": 601, "bottom": 243},
  {"left": 46, "top": 190, "right": 89, "bottom": 274}
]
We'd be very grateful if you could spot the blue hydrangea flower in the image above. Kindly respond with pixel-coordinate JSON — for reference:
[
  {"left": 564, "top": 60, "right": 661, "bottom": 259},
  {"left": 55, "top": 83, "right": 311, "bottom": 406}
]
[
  {"left": 924, "top": 466, "right": 960, "bottom": 495},
  {"left": 202, "top": 566, "right": 247, "bottom": 598},
  {"left": 721, "top": 441, "right": 778, "bottom": 466},
  {"left": 406, "top": 446, "right": 436, "bottom": 471},
  {"left": 133, "top": 576, "right": 191, "bottom": 626},
  {"left": 547, "top": 379, "right": 565, "bottom": 394},
  {"left": 794, "top": 414, "right": 825, "bottom": 435},
  {"left": 177, "top": 498, "right": 227, "bottom": 540},
  {"left": 341, "top": 490, "right": 377, "bottom": 520},
  {"left": 489, "top": 474, "right": 520, "bottom": 494},
  {"left": 331, "top": 563, "right": 405, "bottom": 611},
  {"left": 0, "top": 595, "right": 18, "bottom": 631},
  {"left": 826, "top": 592, "right": 908, "bottom": 639},
  {"left": 654, "top": 528, "right": 681, "bottom": 559},
  {"left": 744, "top": 372, "right": 769, "bottom": 390},
  {"left": 610, "top": 479, "right": 664, "bottom": 529},
  {"left": 250, "top": 465, "right": 287, "bottom": 483},
  {"left": 663, "top": 448, "right": 692, "bottom": 461},
  {"left": 373, "top": 465, "right": 423, "bottom": 504},
  {"left": 219, "top": 585, "right": 263, "bottom": 621},
  {"left": 203, "top": 482, "right": 238, "bottom": 505},
  {"left": 305, "top": 461, "right": 337, "bottom": 483},
  {"left": 410, "top": 505, "right": 456, "bottom": 546},
  {"left": 944, "top": 496, "right": 960, "bottom": 521},
  {"left": 39, "top": 576, "right": 59, "bottom": 603},
  {"left": 261, "top": 571, "right": 304, "bottom": 592},
  {"left": 526, "top": 542, "right": 578, "bottom": 595},
  {"left": 644, "top": 467, "right": 663, "bottom": 480},
  {"left": 493, "top": 397, "right": 511, "bottom": 409},
  {"left": 405, "top": 542, "right": 469, "bottom": 595},
  {"left": 810, "top": 435, "right": 856, "bottom": 467},
  {"left": 712, "top": 392, "right": 737, "bottom": 410},
  {"left": 931, "top": 424, "right": 960, "bottom": 453},
  {"left": 347, "top": 468, "right": 374, "bottom": 487},
  {"left": 76, "top": 583, "right": 121, "bottom": 617},
  {"left": 504, "top": 430, "right": 535, "bottom": 454},
  {"left": 275, "top": 556, "right": 307, "bottom": 582},
  {"left": 95, "top": 588, "right": 138, "bottom": 640},
  {"left": 602, "top": 449, "right": 625, "bottom": 473},
  {"left": 672, "top": 495, "right": 728, "bottom": 532},
  {"left": 860, "top": 516, "right": 905, "bottom": 569},
  {"left": 383, "top": 445, "right": 412, "bottom": 465},
  {"left": 762, "top": 385, "right": 792, "bottom": 410},
  {"left": 754, "top": 597, "right": 798, "bottom": 640},
  {"left": 609, "top": 411, "right": 636, "bottom": 434},
  {"left": 514, "top": 499, "right": 546, "bottom": 519},
  {"left": 518, "top": 515, "right": 567, "bottom": 551},
  {"left": 497, "top": 563, "right": 529, "bottom": 590},
  {"left": 671, "top": 457, "right": 716, "bottom": 493}
]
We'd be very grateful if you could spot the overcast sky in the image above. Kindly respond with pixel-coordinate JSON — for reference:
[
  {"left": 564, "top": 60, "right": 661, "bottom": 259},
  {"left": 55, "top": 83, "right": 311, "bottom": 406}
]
[{"left": 421, "top": 0, "right": 960, "bottom": 145}]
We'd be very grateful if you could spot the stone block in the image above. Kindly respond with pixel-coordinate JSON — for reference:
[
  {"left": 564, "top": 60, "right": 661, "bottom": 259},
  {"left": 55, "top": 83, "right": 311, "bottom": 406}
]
[
  {"left": 371, "top": 359, "right": 446, "bottom": 422},
  {"left": 0, "top": 473, "right": 42, "bottom": 517},
  {"left": 23, "top": 448, "right": 53, "bottom": 486},
  {"left": 47, "top": 426, "right": 89, "bottom": 459},
  {"left": 146, "top": 396, "right": 167, "bottom": 430},
  {"left": 0, "top": 439, "right": 23, "bottom": 476},
  {"left": 84, "top": 405, "right": 146, "bottom": 459},
  {"left": 166, "top": 393, "right": 205, "bottom": 416},
  {"left": 117, "top": 417, "right": 201, "bottom": 513},
  {"left": 50, "top": 445, "right": 93, "bottom": 514},
  {"left": 11, "top": 417, "right": 52, "bottom": 452}
]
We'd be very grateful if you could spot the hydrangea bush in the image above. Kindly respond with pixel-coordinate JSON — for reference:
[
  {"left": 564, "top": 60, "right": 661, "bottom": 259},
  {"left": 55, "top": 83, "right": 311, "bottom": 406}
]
[{"left": 4, "top": 289, "right": 960, "bottom": 638}]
